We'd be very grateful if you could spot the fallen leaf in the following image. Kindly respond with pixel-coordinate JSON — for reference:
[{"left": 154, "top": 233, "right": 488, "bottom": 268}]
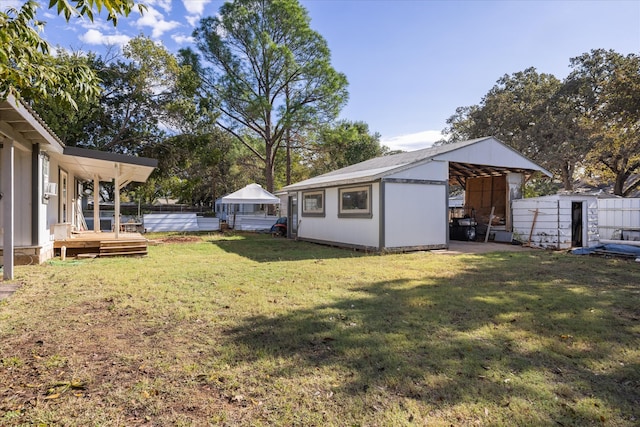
[{"left": 44, "top": 393, "right": 61, "bottom": 400}]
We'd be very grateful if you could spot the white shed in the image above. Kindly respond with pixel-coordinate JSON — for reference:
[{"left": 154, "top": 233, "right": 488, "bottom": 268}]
[
  {"left": 281, "top": 137, "right": 551, "bottom": 252},
  {"left": 512, "top": 194, "right": 600, "bottom": 250}
]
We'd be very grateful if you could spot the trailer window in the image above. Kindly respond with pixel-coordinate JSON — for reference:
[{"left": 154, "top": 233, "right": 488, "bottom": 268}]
[
  {"left": 339, "top": 185, "right": 372, "bottom": 218},
  {"left": 302, "top": 190, "right": 325, "bottom": 217}
]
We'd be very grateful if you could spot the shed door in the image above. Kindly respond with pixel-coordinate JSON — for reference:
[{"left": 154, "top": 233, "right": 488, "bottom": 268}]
[
  {"left": 571, "top": 202, "right": 583, "bottom": 247},
  {"left": 288, "top": 194, "right": 297, "bottom": 238}
]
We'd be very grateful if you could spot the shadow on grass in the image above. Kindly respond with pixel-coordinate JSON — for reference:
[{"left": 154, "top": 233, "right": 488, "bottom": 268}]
[
  {"left": 209, "top": 232, "right": 370, "bottom": 262},
  {"left": 224, "top": 252, "right": 640, "bottom": 424}
]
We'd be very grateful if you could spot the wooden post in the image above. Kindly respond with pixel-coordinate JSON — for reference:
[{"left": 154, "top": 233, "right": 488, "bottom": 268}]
[
  {"left": 484, "top": 206, "right": 495, "bottom": 243},
  {"left": 114, "top": 164, "right": 120, "bottom": 239},
  {"left": 527, "top": 208, "right": 539, "bottom": 247},
  {"left": 93, "top": 174, "right": 100, "bottom": 233}
]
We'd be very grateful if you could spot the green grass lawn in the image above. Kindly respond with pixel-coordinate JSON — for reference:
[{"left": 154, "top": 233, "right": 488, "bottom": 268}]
[{"left": 1, "top": 233, "right": 639, "bottom": 426}]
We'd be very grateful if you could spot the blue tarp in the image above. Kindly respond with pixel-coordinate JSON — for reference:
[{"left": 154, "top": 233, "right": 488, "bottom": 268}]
[{"left": 572, "top": 244, "right": 640, "bottom": 257}]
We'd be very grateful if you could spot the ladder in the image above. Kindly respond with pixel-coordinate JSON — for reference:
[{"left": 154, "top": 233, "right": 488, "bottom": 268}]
[{"left": 74, "top": 199, "right": 88, "bottom": 231}]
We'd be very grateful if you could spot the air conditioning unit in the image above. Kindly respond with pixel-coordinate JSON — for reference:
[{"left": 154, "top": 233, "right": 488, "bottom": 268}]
[{"left": 44, "top": 182, "right": 58, "bottom": 196}]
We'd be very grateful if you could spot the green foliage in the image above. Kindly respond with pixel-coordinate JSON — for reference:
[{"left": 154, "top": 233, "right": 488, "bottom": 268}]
[
  {"left": 523, "top": 176, "right": 563, "bottom": 198},
  {"left": 310, "top": 120, "right": 386, "bottom": 175},
  {"left": 445, "top": 68, "right": 590, "bottom": 191},
  {"left": 144, "top": 130, "right": 251, "bottom": 205},
  {"left": 1, "top": 0, "right": 143, "bottom": 108},
  {"left": 192, "top": 0, "right": 349, "bottom": 192},
  {"left": 0, "top": 2, "right": 100, "bottom": 109},
  {"left": 32, "top": 36, "right": 191, "bottom": 157},
  {"left": 445, "top": 50, "right": 640, "bottom": 196},
  {"left": 48, "top": 0, "right": 145, "bottom": 25},
  {"left": 568, "top": 49, "right": 640, "bottom": 197}
]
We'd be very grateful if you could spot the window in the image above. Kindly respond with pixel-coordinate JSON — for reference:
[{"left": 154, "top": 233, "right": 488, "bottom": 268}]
[
  {"left": 41, "top": 153, "right": 51, "bottom": 204},
  {"left": 302, "top": 190, "right": 325, "bottom": 217},
  {"left": 339, "top": 185, "right": 372, "bottom": 218}
]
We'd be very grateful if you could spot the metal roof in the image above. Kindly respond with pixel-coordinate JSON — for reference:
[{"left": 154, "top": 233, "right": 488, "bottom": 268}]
[
  {"left": 0, "top": 94, "right": 65, "bottom": 152},
  {"left": 282, "top": 136, "right": 552, "bottom": 191}
]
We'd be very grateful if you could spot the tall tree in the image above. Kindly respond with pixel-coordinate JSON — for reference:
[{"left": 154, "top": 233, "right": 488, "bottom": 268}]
[
  {"left": 568, "top": 49, "right": 640, "bottom": 196},
  {"left": 1, "top": 0, "right": 144, "bottom": 108},
  {"left": 444, "top": 67, "right": 592, "bottom": 191},
  {"left": 32, "top": 36, "right": 188, "bottom": 157},
  {"left": 191, "top": 0, "right": 348, "bottom": 192}
]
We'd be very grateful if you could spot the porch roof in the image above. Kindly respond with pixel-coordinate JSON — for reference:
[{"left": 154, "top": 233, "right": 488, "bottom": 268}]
[
  {"left": 0, "top": 95, "right": 64, "bottom": 153},
  {"left": 60, "top": 146, "right": 157, "bottom": 183}
]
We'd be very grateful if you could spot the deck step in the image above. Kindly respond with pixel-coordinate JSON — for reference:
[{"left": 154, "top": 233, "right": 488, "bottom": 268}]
[
  {"left": 100, "top": 240, "right": 148, "bottom": 246},
  {"left": 99, "top": 250, "right": 148, "bottom": 257},
  {"left": 54, "top": 232, "right": 149, "bottom": 259},
  {"left": 99, "top": 239, "right": 148, "bottom": 258},
  {"left": 100, "top": 244, "right": 147, "bottom": 251}
]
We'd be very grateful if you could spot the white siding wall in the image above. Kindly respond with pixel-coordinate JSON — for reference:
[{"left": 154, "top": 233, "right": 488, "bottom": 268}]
[
  {"left": 512, "top": 196, "right": 598, "bottom": 250},
  {"left": 297, "top": 184, "right": 380, "bottom": 249},
  {"left": 0, "top": 150, "right": 31, "bottom": 246},
  {"left": 10, "top": 150, "right": 32, "bottom": 246},
  {"left": 384, "top": 183, "right": 447, "bottom": 248},
  {"left": 585, "top": 199, "right": 599, "bottom": 245},
  {"left": 597, "top": 198, "right": 640, "bottom": 239}
]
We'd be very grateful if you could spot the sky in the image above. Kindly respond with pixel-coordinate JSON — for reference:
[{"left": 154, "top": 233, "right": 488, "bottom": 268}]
[{"left": 3, "top": 0, "right": 639, "bottom": 151}]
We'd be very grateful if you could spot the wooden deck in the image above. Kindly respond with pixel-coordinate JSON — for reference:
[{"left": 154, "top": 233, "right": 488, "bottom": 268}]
[{"left": 53, "top": 232, "right": 149, "bottom": 258}]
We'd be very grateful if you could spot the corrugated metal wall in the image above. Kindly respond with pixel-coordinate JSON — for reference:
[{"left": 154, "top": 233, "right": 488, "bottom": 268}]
[
  {"left": 512, "top": 196, "right": 599, "bottom": 250},
  {"left": 513, "top": 199, "right": 563, "bottom": 249},
  {"left": 597, "top": 198, "right": 640, "bottom": 240}
]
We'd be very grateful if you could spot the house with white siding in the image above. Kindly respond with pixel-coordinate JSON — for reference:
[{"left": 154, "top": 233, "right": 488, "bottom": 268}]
[{"left": 0, "top": 95, "right": 156, "bottom": 279}]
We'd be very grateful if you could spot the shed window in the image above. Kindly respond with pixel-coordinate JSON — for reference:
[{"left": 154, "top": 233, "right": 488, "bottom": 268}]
[
  {"left": 339, "top": 185, "right": 372, "bottom": 218},
  {"left": 302, "top": 190, "right": 325, "bottom": 217}
]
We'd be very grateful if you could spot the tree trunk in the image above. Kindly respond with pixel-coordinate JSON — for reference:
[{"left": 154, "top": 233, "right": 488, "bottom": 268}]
[
  {"left": 560, "top": 162, "right": 573, "bottom": 191},
  {"left": 614, "top": 173, "right": 626, "bottom": 196},
  {"left": 286, "top": 128, "right": 291, "bottom": 185},
  {"left": 265, "top": 143, "right": 275, "bottom": 194}
]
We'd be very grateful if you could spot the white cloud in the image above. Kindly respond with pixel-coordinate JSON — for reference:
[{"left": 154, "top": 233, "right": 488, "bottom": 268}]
[
  {"left": 381, "top": 130, "right": 445, "bottom": 152},
  {"left": 171, "top": 33, "right": 195, "bottom": 44},
  {"left": 146, "top": 0, "right": 173, "bottom": 13},
  {"left": 181, "top": 0, "right": 213, "bottom": 15},
  {"left": 77, "top": 16, "right": 111, "bottom": 31},
  {"left": 185, "top": 14, "right": 200, "bottom": 27},
  {"left": 134, "top": 6, "right": 180, "bottom": 38},
  {"left": 80, "top": 29, "right": 131, "bottom": 46},
  {"left": 182, "top": 0, "right": 215, "bottom": 27}
]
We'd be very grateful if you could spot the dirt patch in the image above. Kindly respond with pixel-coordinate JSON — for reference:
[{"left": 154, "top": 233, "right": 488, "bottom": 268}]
[
  {"left": 434, "top": 240, "right": 537, "bottom": 255},
  {"left": 158, "top": 236, "right": 202, "bottom": 244}
]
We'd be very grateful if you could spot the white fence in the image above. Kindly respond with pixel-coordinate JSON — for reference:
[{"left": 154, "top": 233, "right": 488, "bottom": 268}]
[
  {"left": 229, "top": 215, "right": 279, "bottom": 231},
  {"left": 143, "top": 213, "right": 200, "bottom": 232},
  {"left": 597, "top": 198, "right": 640, "bottom": 240},
  {"left": 142, "top": 213, "right": 277, "bottom": 232}
]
